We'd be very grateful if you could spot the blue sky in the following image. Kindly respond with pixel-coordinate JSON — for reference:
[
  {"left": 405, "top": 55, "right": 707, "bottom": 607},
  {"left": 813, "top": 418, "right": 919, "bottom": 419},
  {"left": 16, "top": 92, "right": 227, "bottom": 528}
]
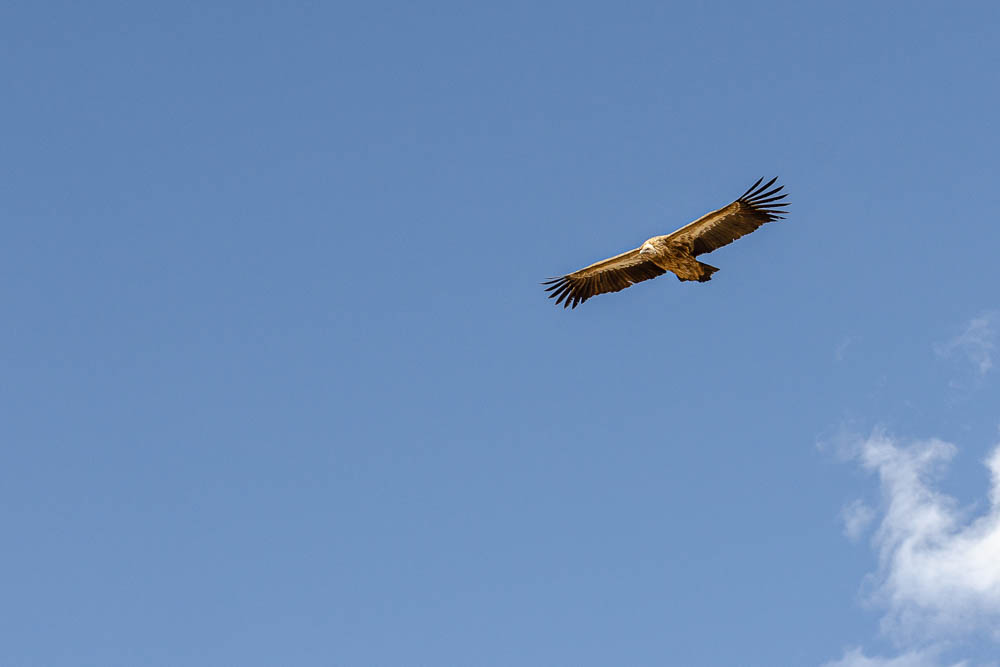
[{"left": 3, "top": 2, "right": 1000, "bottom": 665}]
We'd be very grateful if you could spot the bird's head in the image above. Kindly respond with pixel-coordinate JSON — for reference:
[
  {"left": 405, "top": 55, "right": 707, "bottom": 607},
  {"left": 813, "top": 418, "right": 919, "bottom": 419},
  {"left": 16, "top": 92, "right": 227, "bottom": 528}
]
[{"left": 639, "top": 241, "right": 655, "bottom": 256}]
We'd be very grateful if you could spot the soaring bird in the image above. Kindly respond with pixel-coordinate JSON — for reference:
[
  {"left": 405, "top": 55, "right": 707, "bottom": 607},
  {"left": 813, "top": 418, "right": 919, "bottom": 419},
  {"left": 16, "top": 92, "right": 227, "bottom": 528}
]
[{"left": 542, "top": 177, "right": 788, "bottom": 308}]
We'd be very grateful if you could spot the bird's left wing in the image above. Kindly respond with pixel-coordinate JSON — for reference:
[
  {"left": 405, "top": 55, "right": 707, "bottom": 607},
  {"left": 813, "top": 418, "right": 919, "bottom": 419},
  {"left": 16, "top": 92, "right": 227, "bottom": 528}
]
[
  {"left": 542, "top": 247, "right": 666, "bottom": 309},
  {"left": 664, "top": 177, "right": 788, "bottom": 256}
]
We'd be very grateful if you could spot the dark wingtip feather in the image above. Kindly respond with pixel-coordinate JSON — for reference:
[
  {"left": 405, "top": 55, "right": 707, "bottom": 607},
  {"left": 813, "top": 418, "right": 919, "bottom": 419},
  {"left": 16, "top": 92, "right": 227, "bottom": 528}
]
[
  {"left": 741, "top": 176, "right": 781, "bottom": 200},
  {"left": 543, "top": 280, "right": 565, "bottom": 293},
  {"left": 753, "top": 193, "right": 788, "bottom": 205},
  {"left": 738, "top": 177, "right": 789, "bottom": 222},
  {"left": 541, "top": 273, "right": 597, "bottom": 309},
  {"left": 758, "top": 176, "right": 778, "bottom": 192},
  {"left": 739, "top": 177, "right": 764, "bottom": 199}
]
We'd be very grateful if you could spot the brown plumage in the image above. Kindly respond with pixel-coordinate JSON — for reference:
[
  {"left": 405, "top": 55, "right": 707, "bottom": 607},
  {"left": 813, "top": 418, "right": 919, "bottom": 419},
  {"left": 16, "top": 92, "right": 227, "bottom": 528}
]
[{"left": 542, "top": 177, "right": 788, "bottom": 308}]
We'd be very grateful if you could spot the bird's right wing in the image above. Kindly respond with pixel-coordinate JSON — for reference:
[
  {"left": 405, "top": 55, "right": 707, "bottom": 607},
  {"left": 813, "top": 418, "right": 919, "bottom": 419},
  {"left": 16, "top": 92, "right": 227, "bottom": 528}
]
[
  {"left": 663, "top": 177, "right": 788, "bottom": 256},
  {"left": 542, "top": 248, "right": 666, "bottom": 308}
]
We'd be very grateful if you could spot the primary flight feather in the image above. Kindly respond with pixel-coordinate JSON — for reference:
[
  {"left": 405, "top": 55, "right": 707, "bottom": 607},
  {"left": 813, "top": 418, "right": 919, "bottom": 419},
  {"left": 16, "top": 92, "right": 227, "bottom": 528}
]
[{"left": 542, "top": 177, "right": 789, "bottom": 308}]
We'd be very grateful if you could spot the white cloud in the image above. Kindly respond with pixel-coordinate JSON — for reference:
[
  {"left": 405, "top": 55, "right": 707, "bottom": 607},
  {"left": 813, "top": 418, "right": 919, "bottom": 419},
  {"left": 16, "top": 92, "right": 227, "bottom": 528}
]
[
  {"left": 936, "top": 312, "right": 998, "bottom": 375},
  {"left": 836, "top": 335, "right": 859, "bottom": 362},
  {"left": 856, "top": 432, "right": 1000, "bottom": 641},
  {"left": 829, "top": 430, "right": 1000, "bottom": 665},
  {"left": 823, "top": 645, "right": 966, "bottom": 667},
  {"left": 842, "top": 499, "right": 876, "bottom": 542}
]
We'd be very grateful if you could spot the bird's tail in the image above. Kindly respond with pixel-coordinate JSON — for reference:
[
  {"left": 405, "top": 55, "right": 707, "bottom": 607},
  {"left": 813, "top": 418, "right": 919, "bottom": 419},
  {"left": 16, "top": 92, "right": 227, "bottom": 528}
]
[{"left": 694, "top": 261, "right": 719, "bottom": 282}]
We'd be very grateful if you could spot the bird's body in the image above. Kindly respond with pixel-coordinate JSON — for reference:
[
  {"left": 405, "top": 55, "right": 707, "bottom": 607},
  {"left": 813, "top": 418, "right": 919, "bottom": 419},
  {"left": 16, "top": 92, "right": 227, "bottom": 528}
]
[
  {"left": 638, "top": 237, "right": 719, "bottom": 282},
  {"left": 542, "top": 177, "right": 788, "bottom": 308}
]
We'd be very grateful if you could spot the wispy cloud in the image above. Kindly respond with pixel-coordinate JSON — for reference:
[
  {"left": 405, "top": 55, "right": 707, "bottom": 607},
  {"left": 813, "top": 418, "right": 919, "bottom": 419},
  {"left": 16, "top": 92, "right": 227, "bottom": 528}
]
[
  {"left": 935, "top": 312, "right": 998, "bottom": 376},
  {"left": 842, "top": 499, "right": 876, "bottom": 542},
  {"left": 860, "top": 433, "right": 1000, "bottom": 642},
  {"left": 823, "top": 645, "right": 965, "bottom": 667},
  {"left": 836, "top": 335, "right": 860, "bottom": 362},
  {"left": 828, "top": 430, "right": 1000, "bottom": 665}
]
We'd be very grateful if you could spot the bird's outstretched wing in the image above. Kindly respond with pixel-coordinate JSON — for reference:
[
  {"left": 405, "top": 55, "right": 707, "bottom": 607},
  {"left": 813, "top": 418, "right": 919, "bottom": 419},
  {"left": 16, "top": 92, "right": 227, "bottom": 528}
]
[
  {"left": 542, "top": 248, "right": 666, "bottom": 309},
  {"left": 664, "top": 177, "right": 788, "bottom": 256}
]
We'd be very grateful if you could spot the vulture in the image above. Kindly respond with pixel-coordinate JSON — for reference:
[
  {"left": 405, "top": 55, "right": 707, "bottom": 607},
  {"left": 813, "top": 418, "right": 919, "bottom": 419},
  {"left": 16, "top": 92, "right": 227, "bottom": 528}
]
[{"left": 542, "top": 177, "right": 789, "bottom": 308}]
